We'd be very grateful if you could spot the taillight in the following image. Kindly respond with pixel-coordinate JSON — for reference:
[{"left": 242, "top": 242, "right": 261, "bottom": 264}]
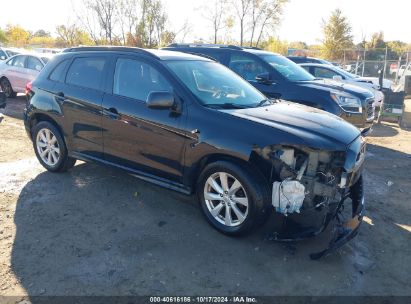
[{"left": 25, "top": 81, "right": 33, "bottom": 95}]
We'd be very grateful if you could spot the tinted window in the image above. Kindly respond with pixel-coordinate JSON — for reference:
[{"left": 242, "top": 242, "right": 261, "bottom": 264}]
[
  {"left": 66, "top": 57, "right": 106, "bottom": 90},
  {"left": 113, "top": 58, "right": 172, "bottom": 101},
  {"left": 259, "top": 54, "right": 314, "bottom": 81},
  {"left": 228, "top": 54, "right": 269, "bottom": 81},
  {"left": 11, "top": 55, "right": 26, "bottom": 68},
  {"left": 313, "top": 67, "right": 339, "bottom": 79},
  {"left": 0, "top": 50, "right": 6, "bottom": 60},
  {"left": 26, "top": 56, "right": 43, "bottom": 71},
  {"left": 49, "top": 59, "right": 69, "bottom": 82}
]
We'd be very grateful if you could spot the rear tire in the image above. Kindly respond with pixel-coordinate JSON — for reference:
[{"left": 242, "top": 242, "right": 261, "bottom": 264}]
[
  {"left": 32, "top": 121, "right": 76, "bottom": 172},
  {"left": 0, "top": 78, "right": 16, "bottom": 98},
  {"left": 197, "top": 161, "right": 271, "bottom": 236}
]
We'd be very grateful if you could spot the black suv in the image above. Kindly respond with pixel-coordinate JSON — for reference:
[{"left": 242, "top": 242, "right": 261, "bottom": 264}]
[
  {"left": 24, "top": 47, "right": 365, "bottom": 252},
  {"left": 164, "top": 44, "right": 375, "bottom": 133}
]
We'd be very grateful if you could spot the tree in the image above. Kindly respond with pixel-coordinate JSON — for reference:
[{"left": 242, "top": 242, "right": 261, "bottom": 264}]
[
  {"left": 0, "top": 29, "right": 7, "bottom": 44},
  {"left": 56, "top": 24, "right": 93, "bottom": 47},
  {"left": 201, "top": 0, "right": 227, "bottom": 44},
  {"left": 85, "top": 0, "right": 117, "bottom": 44},
  {"left": 231, "top": 0, "right": 252, "bottom": 46},
  {"left": 321, "top": 9, "right": 353, "bottom": 60},
  {"left": 33, "top": 29, "right": 51, "bottom": 37},
  {"left": 5, "top": 25, "right": 30, "bottom": 47},
  {"left": 249, "top": 0, "right": 288, "bottom": 47}
]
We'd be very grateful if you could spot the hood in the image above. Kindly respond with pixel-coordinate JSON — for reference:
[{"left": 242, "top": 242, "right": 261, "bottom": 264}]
[
  {"left": 298, "top": 79, "right": 374, "bottom": 100},
  {"left": 221, "top": 101, "right": 360, "bottom": 150},
  {"left": 356, "top": 77, "right": 393, "bottom": 89}
]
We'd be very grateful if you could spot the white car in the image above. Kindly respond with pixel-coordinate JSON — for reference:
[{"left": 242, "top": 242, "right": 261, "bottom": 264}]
[
  {"left": 0, "top": 53, "right": 52, "bottom": 98},
  {"left": 300, "top": 63, "right": 393, "bottom": 107},
  {"left": 0, "top": 47, "right": 23, "bottom": 61}
]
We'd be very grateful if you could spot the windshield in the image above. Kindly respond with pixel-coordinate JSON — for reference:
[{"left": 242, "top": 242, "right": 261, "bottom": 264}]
[
  {"left": 166, "top": 61, "right": 266, "bottom": 109},
  {"left": 260, "top": 54, "right": 315, "bottom": 82}
]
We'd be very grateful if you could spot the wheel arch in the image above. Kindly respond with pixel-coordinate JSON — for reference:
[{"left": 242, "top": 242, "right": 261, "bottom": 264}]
[
  {"left": 29, "top": 113, "right": 67, "bottom": 145},
  {"left": 186, "top": 153, "right": 268, "bottom": 193}
]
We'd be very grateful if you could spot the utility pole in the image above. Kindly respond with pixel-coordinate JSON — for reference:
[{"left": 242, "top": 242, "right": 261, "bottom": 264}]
[
  {"left": 383, "top": 46, "right": 388, "bottom": 79},
  {"left": 362, "top": 49, "right": 366, "bottom": 76}
]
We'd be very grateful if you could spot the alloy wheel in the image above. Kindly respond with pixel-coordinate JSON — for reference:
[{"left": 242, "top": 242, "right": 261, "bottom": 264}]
[
  {"left": 203, "top": 172, "right": 249, "bottom": 227},
  {"left": 36, "top": 128, "right": 61, "bottom": 167}
]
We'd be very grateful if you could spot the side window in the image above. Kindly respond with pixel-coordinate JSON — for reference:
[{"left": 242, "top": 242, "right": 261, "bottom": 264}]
[
  {"left": 113, "top": 58, "right": 172, "bottom": 101},
  {"left": 302, "top": 66, "right": 310, "bottom": 73},
  {"left": 0, "top": 50, "right": 6, "bottom": 60},
  {"left": 49, "top": 59, "right": 69, "bottom": 82},
  {"left": 313, "top": 67, "right": 339, "bottom": 79},
  {"left": 11, "top": 56, "right": 26, "bottom": 68},
  {"left": 6, "top": 57, "right": 15, "bottom": 66},
  {"left": 66, "top": 57, "right": 106, "bottom": 90},
  {"left": 228, "top": 54, "right": 269, "bottom": 81},
  {"left": 26, "top": 56, "right": 43, "bottom": 72}
]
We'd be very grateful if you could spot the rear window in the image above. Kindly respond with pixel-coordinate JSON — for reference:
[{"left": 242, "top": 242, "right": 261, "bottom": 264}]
[
  {"left": 49, "top": 59, "right": 70, "bottom": 82},
  {"left": 66, "top": 57, "right": 106, "bottom": 90}
]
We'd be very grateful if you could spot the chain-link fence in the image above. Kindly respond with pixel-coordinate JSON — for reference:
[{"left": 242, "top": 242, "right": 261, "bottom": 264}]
[{"left": 288, "top": 48, "right": 411, "bottom": 83}]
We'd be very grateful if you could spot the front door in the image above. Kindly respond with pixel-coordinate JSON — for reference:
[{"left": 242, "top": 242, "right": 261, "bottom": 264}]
[{"left": 102, "top": 56, "right": 187, "bottom": 183}]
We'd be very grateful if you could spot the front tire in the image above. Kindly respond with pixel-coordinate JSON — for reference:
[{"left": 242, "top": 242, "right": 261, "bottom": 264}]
[
  {"left": 32, "top": 121, "right": 76, "bottom": 172},
  {"left": 197, "top": 161, "right": 271, "bottom": 236}
]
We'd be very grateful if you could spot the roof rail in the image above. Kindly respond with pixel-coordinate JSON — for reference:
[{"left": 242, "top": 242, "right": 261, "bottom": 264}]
[
  {"left": 63, "top": 46, "right": 159, "bottom": 59},
  {"left": 167, "top": 43, "right": 243, "bottom": 50},
  {"left": 241, "top": 46, "right": 262, "bottom": 50}
]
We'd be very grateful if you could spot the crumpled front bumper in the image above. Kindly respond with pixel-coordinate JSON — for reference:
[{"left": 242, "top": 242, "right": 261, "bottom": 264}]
[
  {"left": 267, "top": 161, "right": 365, "bottom": 259},
  {"left": 309, "top": 175, "right": 364, "bottom": 260}
]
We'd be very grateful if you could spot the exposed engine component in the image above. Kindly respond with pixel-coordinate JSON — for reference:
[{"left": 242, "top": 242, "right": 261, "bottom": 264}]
[
  {"left": 272, "top": 180, "right": 305, "bottom": 215},
  {"left": 270, "top": 146, "right": 346, "bottom": 215}
]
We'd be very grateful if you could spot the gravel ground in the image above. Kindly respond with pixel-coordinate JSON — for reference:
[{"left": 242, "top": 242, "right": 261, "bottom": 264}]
[{"left": 0, "top": 96, "right": 410, "bottom": 298}]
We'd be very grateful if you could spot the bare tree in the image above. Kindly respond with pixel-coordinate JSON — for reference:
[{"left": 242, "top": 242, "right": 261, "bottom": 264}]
[
  {"left": 174, "top": 20, "right": 192, "bottom": 43},
  {"left": 231, "top": 0, "right": 252, "bottom": 46},
  {"left": 116, "top": 0, "right": 139, "bottom": 45},
  {"left": 85, "top": 0, "right": 117, "bottom": 44},
  {"left": 254, "top": 0, "right": 288, "bottom": 47},
  {"left": 201, "top": 0, "right": 227, "bottom": 44}
]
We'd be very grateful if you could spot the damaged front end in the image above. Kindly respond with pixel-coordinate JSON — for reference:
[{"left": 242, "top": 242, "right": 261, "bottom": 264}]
[{"left": 255, "top": 136, "right": 366, "bottom": 259}]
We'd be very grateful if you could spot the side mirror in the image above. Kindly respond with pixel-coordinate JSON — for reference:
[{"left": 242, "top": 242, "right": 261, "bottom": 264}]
[
  {"left": 0, "top": 56, "right": 6, "bottom": 60},
  {"left": 332, "top": 75, "right": 343, "bottom": 81},
  {"left": 146, "top": 91, "right": 175, "bottom": 109},
  {"left": 255, "top": 73, "right": 273, "bottom": 85}
]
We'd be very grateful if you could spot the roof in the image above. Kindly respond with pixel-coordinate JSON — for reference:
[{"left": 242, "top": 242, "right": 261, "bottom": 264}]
[{"left": 63, "top": 46, "right": 211, "bottom": 61}]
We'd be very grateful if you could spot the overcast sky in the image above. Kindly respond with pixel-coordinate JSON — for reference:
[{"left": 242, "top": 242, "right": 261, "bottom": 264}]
[{"left": 0, "top": 0, "right": 409, "bottom": 44}]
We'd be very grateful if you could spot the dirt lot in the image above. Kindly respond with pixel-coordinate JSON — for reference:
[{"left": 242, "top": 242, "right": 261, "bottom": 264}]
[{"left": 0, "top": 96, "right": 411, "bottom": 298}]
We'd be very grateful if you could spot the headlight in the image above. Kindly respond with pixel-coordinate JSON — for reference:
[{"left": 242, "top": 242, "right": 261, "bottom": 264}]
[{"left": 330, "top": 92, "right": 362, "bottom": 113}]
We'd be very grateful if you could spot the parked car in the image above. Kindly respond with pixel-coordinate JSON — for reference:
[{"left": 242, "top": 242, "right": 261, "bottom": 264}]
[
  {"left": 300, "top": 63, "right": 387, "bottom": 107},
  {"left": 164, "top": 44, "right": 375, "bottom": 133},
  {"left": 287, "top": 56, "right": 336, "bottom": 65},
  {"left": 24, "top": 47, "right": 365, "bottom": 257},
  {"left": 0, "top": 47, "right": 22, "bottom": 61},
  {"left": 0, "top": 53, "right": 52, "bottom": 98}
]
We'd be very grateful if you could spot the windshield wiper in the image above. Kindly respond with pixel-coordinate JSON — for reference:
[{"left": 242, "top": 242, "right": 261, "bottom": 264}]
[
  {"left": 256, "top": 99, "right": 277, "bottom": 107},
  {"left": 206, "top": 103, "right": 250, "bottom": 109}
]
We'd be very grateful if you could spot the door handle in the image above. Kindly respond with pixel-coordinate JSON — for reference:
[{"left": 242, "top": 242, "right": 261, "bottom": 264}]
[
  {"left": 104, "top": 107, "right": 119, "bottom": 119},
  {"left": 54, "top": 92, "right": 65, "bottom": 102}
]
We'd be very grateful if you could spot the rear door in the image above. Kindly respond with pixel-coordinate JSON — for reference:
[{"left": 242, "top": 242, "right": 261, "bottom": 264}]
[
  {"left": 25, "top": 56, "right": 44, "bottom": 85},
  {"left": 52, "top": 55, "right": 108, "bottom": 158},
  {"left": 6, "top": 55, "right": 27, "bottom": 91}
]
